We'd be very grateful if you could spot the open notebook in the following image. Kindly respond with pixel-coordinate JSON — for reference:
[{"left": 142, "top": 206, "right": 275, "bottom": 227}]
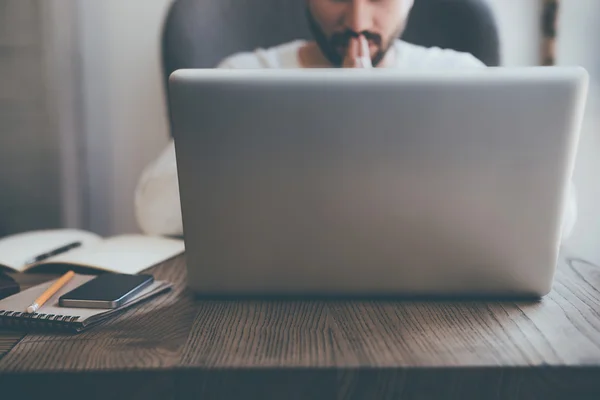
[
  {"left": 0, "top": 274, "right": 172, "bottom": 333},
  {"left": 0, "top": 229, "right": 184, "bottom": 274}
]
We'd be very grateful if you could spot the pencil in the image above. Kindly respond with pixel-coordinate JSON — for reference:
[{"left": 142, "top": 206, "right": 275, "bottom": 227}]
[{"left": 26, "top": 270, "right": 75, "bottom": 314}]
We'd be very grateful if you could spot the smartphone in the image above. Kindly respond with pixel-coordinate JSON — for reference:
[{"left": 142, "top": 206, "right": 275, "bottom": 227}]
[{"left": 59, "top": 274, "right": 154, "bottom": 309}]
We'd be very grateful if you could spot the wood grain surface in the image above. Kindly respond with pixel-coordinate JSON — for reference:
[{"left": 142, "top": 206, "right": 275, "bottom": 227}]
[
  {"left": 0, "top": 271, "right": 56, "bottom": 360},
  {"left": 1, "top": 255, "right": 600, "bottom": 400},
  {"left": 0, "top": 257, "right": 193, "bottom": 371}
]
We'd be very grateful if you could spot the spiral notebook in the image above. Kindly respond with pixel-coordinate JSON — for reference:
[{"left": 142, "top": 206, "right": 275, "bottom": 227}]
[{"left": 0, "top": 274, "right": 172, "bottom": 333}]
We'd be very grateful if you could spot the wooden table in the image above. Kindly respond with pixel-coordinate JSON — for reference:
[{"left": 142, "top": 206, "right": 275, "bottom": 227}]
[{"left": 1, "top": 255, "right": 600, "bottom": 399}]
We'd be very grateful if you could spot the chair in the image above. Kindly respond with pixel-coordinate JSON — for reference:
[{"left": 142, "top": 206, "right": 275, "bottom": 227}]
[
  {"left": 402, "top": 0, "right": 501, "bottom": 67},
  {"left": 161, "top": 0, "right": 501, "bottom": 131}
]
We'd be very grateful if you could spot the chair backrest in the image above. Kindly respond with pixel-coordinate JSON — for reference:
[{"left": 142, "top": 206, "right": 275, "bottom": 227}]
[
  {"left": 162, "top": 0, "right": 311, "bottom": 79},
  {"left": 402, "top": 0, "right": 501, "bottom": 66},
  {"left": 161, "top": 0, "right": 500, "bottom": 130}
]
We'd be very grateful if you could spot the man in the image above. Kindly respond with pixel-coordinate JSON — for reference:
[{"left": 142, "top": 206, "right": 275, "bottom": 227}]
[{"left": 135, "top": 0, "right": 577, "bottom": 241}]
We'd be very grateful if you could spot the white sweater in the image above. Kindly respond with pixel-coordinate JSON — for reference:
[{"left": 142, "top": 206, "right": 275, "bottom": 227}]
[{"left": 135, "top": 40, "right": 578, "bottom": 242}]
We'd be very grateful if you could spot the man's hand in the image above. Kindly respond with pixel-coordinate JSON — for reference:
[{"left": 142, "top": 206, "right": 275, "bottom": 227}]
[{"left": 343, "top": 35, "right": 372, "bottom": 68}]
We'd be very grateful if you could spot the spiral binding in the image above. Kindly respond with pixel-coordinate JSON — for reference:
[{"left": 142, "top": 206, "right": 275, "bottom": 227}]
[{"left": 0, "top": 310, "right": 81, "bottom": 332}]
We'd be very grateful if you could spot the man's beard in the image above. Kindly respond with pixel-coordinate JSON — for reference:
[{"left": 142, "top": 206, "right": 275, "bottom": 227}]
[{"left": 306, "top": 7, "right": 401, "bottom": 68}]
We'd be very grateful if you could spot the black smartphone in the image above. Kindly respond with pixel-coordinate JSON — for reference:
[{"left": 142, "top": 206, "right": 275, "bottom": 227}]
[{"left": 59, "top": 274, "right": 154, "bottom": 309}]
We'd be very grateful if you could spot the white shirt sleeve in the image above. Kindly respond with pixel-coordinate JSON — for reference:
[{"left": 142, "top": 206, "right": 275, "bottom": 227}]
[
  {"left": 134, "top": 140, "right": 183, "bottom": 236},
  {"left": 561, "top": 180, "right": 577, "bottom": 243}
]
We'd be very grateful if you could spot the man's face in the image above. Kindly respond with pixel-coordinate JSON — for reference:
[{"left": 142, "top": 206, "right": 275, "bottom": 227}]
[{"left": 306, "top": 0, "right": 414, "bottom": 67}]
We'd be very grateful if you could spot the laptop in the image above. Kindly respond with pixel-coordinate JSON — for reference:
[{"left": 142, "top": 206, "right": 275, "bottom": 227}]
[{"left": 168, "top": 67, "right": 588, "bottom": 297}]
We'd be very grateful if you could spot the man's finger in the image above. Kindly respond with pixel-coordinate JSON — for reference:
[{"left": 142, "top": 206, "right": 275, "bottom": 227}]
[
  {"left": 357, "top": 35, "right": 372, "bottom": 68},
  {"left": 343, "top": 37, "right": 360, "bottom": 67},
  {"left": 359, "top": 35, "right": 370, "bottom": 59},
  {"left": 343, "top": 36, "right": 372, "bottom": 68}
]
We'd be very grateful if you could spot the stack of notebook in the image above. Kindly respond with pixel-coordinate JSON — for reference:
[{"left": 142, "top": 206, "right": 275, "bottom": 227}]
[{"left": 0, "top": 274, "right": 172, "bottom": 333}]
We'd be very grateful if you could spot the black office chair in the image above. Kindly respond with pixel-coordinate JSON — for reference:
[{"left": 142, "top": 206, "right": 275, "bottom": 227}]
[
  {"left": 161, "top": 0, "right": 501, "bottom": 132},
  {"left": 402, "top": 0, "right": 501, "bottom": 66}
]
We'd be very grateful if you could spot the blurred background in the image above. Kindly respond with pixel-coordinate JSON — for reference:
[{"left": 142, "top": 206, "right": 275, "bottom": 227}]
[{"left": 1, "top": 0, "right": 599, "bottom": 263}]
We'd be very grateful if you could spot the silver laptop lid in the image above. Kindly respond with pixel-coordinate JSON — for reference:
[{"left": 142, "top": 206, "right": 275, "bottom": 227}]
[{"left": 169, "top": 67, "right": 588, "bottom": 296}]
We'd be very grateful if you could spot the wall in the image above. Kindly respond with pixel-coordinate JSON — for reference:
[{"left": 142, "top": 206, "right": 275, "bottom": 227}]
[
  {"left": 486, "top": 0, "right": 600, "bottom": 263},
  {"left": 78, "top": 0, "right": 173, "bottom": 235},
  {"left": 0, "top": 0, "right": 62, "bottom": 236},
  {"left": 486, "top": 0, "right": 541, "bottom": 67},
  {"left": 555, "top": 0, "right": 600, "bottom": 263},
  {"left": 487, "top": 0, "right": 600, "bottom": 263},
  {"left": 43, "top": 0, "right": 86, "bottom": 230}
]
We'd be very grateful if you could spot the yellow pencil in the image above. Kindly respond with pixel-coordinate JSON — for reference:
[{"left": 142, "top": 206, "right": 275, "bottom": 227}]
[{"left": 26, "top": 270, "right": 75, "bottom": 314}]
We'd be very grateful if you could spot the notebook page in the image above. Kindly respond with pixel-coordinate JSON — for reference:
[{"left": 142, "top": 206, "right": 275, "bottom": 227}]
[
  {"left": 42, "top": 235, "right": 185, "bottom": 274},
  {"left": 0, "top": 230, "right": 103, "bottom": 272}
]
